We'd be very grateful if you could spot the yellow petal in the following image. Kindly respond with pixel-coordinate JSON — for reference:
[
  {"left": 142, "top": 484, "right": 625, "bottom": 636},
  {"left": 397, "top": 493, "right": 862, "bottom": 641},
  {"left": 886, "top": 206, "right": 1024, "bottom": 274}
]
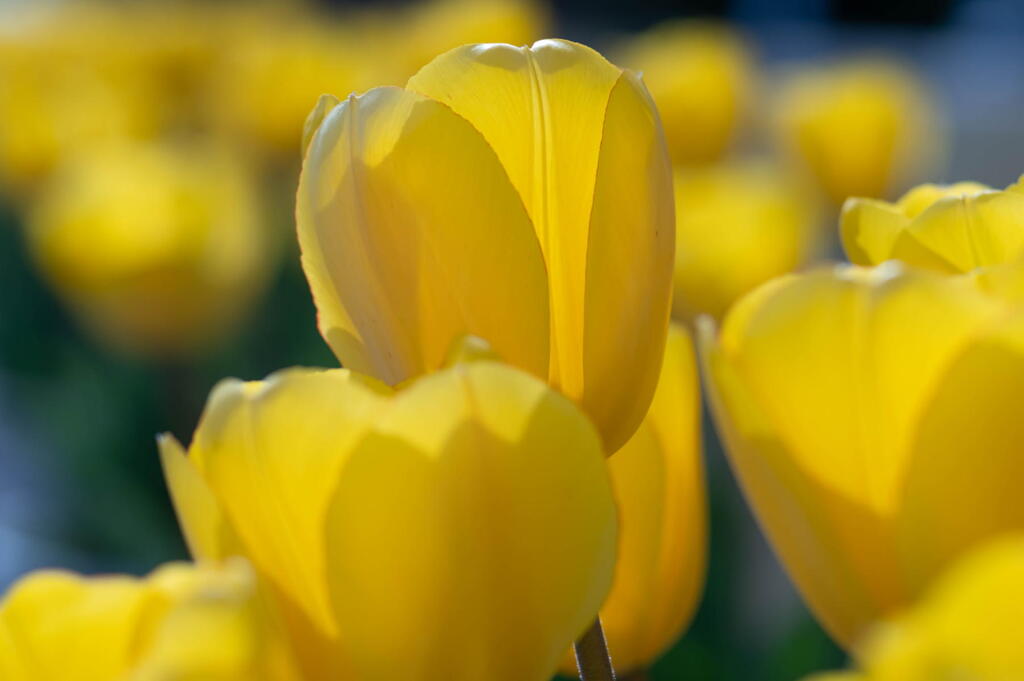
[
  {"left": 324, "top": 361, "right": 617, "bottom": 681},
  {"left": 895, "top": 181, "right": 991, "bottom": 218},
  {"left": 598, "top": 324, "right": 705, "bottom": 673},
  {"left": 896, "top": 312, "right": 1024, "bottom": 592},
  {"left": 580, "top": 70, "right": 675, "bottom": 451},
  {"left": 407, "top": 40, "right": 621, "bottom": 402},
  {"left": 187, "top": 368, "right": 387, "bottom": 636},
  {"left": 297, "top": 86, "right": 550, "bottom": 386},
  {"left": 301, "top": 93, "right": 340, "bottom": 158},
  {"left": 840, "top": 198, "right": 910, "bottom": 266},
  {"left": 702, "top": 264, "right": 1002, "bottom": 647}
]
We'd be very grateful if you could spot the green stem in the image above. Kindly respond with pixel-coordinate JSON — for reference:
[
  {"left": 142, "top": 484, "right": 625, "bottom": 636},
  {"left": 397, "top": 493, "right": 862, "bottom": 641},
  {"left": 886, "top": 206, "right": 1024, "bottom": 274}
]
[{"left": 574, "top": 618, "right": 616, "bottom": 681}]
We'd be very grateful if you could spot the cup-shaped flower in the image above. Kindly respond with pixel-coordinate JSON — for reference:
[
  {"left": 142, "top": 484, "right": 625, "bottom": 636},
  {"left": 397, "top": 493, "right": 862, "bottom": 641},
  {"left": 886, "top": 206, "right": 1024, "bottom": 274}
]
[
  {"left": 842, "top": 178, "right": 1024, "bottom": 272},
  {"left": 160, "top": 362, "right": 617, "bottom": 681},
  {"left": 802, "top": 536, "right": 1024, "bottom": 680},
  {"left": 0, "top": 560, "right": 280, "bottom": 680},
  {"left": 701, "top": 263, "right": 1024, "bottom": 649},
  {"left": 562, "top": 323, "right": 706, "bottom": 676},
  {"left": 772, "top": 60, "right": 937, "bottom": 204},
  {"left": 617, "top": 20, "right": 751, "bottom": 165},
  {"left": 297, "top": 39, "right": 675, "bottom": 452},
  {"left": 26, "top": 141, "right": 272, "bottom": 358},
  {"left": 672, "top": 160, "right": 821, "bottom": 321}
]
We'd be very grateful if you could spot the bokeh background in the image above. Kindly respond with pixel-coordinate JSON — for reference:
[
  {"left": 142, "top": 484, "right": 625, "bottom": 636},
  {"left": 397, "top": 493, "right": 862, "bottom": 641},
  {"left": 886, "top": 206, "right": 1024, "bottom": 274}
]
[{"left": 1, "top": 0, "right": 1022, "bottom": 679}]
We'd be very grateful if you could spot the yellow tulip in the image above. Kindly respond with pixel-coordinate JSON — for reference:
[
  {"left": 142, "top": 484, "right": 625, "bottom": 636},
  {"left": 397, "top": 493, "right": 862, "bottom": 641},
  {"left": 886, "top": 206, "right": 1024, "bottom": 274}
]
[
  {"left": 772, "top": 60, "right": 937, "bottom": 203},
  {"left": 297, "top": 39, "right": 675, "bottom": 452},
  {"left": 0, "top": 560, "right": 275, "bottom": 681},
  {"left": 803, "top": 536, "right": 1024, "bottom": 680},
  {"left": 672, "top": 160, "right": 822, "bottom": 321},
  {"left": 618, "top": 20, "right": 752, "bottom": 165},
  {"left": 842, "top": 178, "right": 1024, "bottom": 272},
  {"left": 700, "top": 263, "right": 1024, "bottom": 649},
  {"left": 25, "top": 141, "right": 273, "bottom": 358},
  {"left": 160, "top": 361, "right": 618, "bottom": 681},
  {"left": 561, "top": 323, "right": 706, "bottom": 676}
]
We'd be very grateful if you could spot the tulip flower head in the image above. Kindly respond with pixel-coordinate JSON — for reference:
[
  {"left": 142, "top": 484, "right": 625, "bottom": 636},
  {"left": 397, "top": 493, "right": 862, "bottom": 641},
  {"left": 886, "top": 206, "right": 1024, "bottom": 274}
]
[
  {"left": 701, "top": 263, "right": 1024, "bottom": 648},
  {"left": 161, "top": 361, "right": 617, "bottom": 681},
  {"left": 0, "top": 560, "right": 272, "bottom": 681},
  {"left": 297, "top": 39, "right": 675, "bottom": 452},
  {"left": 25, "top": 141, "right": 272, "bottom": 358},
  {"left": 562, "top": 323, "right": 706, "bottom": 676},
  {"left": 618, "top": 20, "right": 752, "bottom": 165},
  {"left": 672, "top": 160, "right": 822, "bottom": 321},
  {"left": 842, "top": 177, "right": 1024, "bottom": 272},
  {"left": 772, "top": 59, "right": 937, "bottom": 204}
]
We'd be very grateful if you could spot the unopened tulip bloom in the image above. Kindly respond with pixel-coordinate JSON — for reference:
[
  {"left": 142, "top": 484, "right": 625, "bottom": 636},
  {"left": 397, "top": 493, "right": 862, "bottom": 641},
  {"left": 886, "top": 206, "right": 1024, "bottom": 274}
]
[
  {"left": 562, "top": 323, "right": 706, "bottom": 676},
  {"left": 26, "top": 141, "right": 272, "bottom": 357},
  {"left": 298, "top": 39, "right": 675, "bottom": 452},
  {"left": 618, "top": 21, "right": 751, "bottom": 165},
  {"left": 803, "top": 536, "right": 1024, "bottom": 680},
  {"left": 772, "top": 60, "right": 937, "bottom": 203},
  {"left": 673, "top": 160, "right": 821, "bottom": 321},
  {"left": 161, "top": 362, "right": 617, "bottom": 681},
  {"left": 0, "top": 560, "right": 280, "bottom": 680},
  {"left": 701, "top": 263, "right": 1024, "bottom": 649},
  {"left": 842, "top": 177, "right": 1024, "bottom": 272}
]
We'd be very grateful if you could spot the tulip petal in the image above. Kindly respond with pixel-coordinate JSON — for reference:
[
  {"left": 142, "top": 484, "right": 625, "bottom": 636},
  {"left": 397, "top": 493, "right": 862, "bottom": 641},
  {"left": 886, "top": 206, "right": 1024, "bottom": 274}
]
[
  {"left": 897, "top": 312, "right": 1024, "bottom": 593},
  {"left": 580, "top": 70, "right": 675, "bottom": 452},
  {"left": 297, "top": 86, "right": 550, "bottom": 386},
  {"left": 324, "top": 361, "right": 617, "bottom": 681},
  {"left": 840, "top": 198, "right": 910, "bottom": 266},
  {"left": 187, "top": 368, "right": 387, "bottom": 636},
  {"left": 897, "top": 191, "right": 1024, "bottom": 272},
  {"left": 407, "top": 40, "right": 622, "bottom": 400}
]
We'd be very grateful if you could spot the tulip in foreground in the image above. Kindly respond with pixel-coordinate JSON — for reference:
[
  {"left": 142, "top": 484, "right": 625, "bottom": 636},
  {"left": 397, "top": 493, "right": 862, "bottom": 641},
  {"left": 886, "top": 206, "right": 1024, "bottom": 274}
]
[
  {"left": 842, "top": 177, "right": 1024, "bottom": 272},
  {"left": 672, "top": 160, "right": 821, "bottom": 321},
  {"left": 563, "top": 323, "right": 706, "bottom": 676},
  {"left": 0, "top": 560, "right": 275, "bottom": 680},
  {"left": 701, "top": 263, "right": 1024, "bottom": 648},
  {"left": 161, "top": 361, "right": 617, "bottom": 681},
  {"left": 803, "top": 536, "right": 1024, "bottom": 680},
  {"left": 297, "top": 39, "right": 675, "bottom": 452}
]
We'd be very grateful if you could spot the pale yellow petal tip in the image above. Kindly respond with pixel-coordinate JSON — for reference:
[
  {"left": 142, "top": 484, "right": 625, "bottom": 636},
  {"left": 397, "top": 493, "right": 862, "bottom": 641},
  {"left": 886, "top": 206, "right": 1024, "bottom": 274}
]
[
  {"left": 443, "top": 334, "right": 502, "bottom": 367},
  {"left": 301, "top": 93, "right": 342, "bottom": 159},
  {"left": 833, "top": 260, "right": 905, "bottom": 286}
]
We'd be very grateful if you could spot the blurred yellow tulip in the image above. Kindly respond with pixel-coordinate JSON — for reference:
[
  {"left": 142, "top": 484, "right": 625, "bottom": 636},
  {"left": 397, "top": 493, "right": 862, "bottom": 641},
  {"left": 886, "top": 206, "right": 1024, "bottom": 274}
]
[
  {"left": 672, "top": 160, "right": 821, "bottom": 321},
  {"left": 298, "top": 39, "right": 675, "bottom": 452},
  {"left": 618, "top": 21, "right": 752, "bottom": 165},
  {"left": 0, "top": 560, "right": 275, "bottom": 681},
  {"left": 161, "top": 362, "right": 617, "bottom": 681},
  {"left": 562, "top": 323, "right": 706, "bottom": 676},
  {"left": 772, "top": 59, "right": 937, "bottom": 204},
  {"left": 25, "top": 141, "right": 273, "bottom": 358},
  {"left": 701, "top": 263, "right": 1024, "bottom": 649},
  {"left": 803, "top": 536, "right": 1024, "bottom": 680},
  {"left": 842, "top": 178, "right": 1024, "bottom": 272}
]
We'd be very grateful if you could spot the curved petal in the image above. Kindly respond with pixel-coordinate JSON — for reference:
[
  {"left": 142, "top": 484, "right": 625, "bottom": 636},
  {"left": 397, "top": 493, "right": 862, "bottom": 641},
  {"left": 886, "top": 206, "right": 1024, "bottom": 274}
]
[
  {"left": 895, "top": 181, "right": 991, "bottom": 218},
  {"left": 581, "top": 70, "right": 675, "bottom": 451},
  {"left": 407, "top": 40, "right": 622, "bottom": 401},
  {"left": 840, "top": 197, "right": 909, "bottom": 266},
  {"left": 187, "top": 368, "right": 387, "bottom": 636},
  {"left": 297, "top": 86, "right": 550, "bottom": 385},
  {"left": 325, "top": 361, "right": 617, "bottom": 681}
]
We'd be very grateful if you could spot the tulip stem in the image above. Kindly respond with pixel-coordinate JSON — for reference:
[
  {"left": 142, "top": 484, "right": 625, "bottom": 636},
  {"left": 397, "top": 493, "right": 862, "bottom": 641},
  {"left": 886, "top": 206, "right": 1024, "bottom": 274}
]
[{"left": 574, "top": 618, "right": 616, "bottom": 681}]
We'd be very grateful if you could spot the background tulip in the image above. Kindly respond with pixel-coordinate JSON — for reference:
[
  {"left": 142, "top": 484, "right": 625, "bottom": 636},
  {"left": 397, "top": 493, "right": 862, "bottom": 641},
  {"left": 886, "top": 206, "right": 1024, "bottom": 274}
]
[
  {"left": 772, "top": 60, "right": 937, "bottom": 204},
  {"left": 672, "top": 160, "right": 821, "bottom": 321},
  {"left": 25, "top": 141, "right": 273, "bottom": 358},
  {"left": 701, "top": 263, "right": 1024, "bottom": 649},
  {"left": 562, "top": 323, "right": 706, "bottom": 677},
  {"left": 0, "top": 560, "right": 276, "bottom": 681},
  {"left": 842, "top": 178, "right": 1024, "bottom": 272},
  {"left": 297, "top": 39, "right": 675, "bottom": 452},
  {"left": 617, "top": 21, "right": 752, "bottom": 166},
  {"left": 161, "top": 362, "right": 617, "bottom": 681}
]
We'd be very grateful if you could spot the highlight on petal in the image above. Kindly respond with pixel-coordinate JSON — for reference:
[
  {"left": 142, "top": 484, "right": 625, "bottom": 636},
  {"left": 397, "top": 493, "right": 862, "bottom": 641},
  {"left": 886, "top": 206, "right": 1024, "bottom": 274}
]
[
  {"left": 324, "top": 361, "right": 617, "bottom": 681},
  {"left": 297, "top": 86, "right": 550, "bottom": 386}
]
